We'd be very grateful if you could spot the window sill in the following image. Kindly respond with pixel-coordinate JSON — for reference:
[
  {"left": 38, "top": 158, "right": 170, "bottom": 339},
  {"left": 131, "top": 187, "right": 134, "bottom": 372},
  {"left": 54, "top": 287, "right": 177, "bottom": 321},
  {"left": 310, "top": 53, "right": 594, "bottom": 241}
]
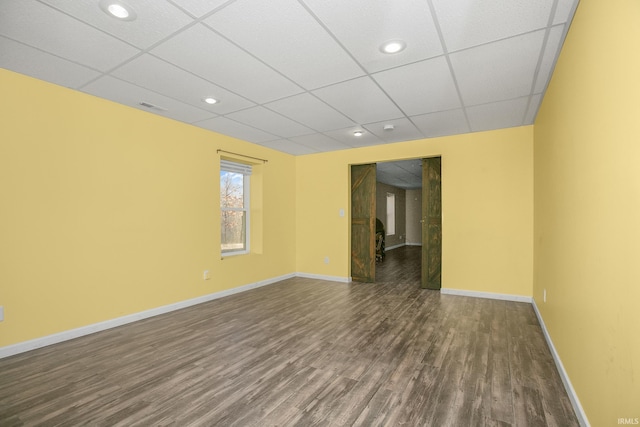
[{"left": 221, "top": 250, "right": 249, "bottom": 258}]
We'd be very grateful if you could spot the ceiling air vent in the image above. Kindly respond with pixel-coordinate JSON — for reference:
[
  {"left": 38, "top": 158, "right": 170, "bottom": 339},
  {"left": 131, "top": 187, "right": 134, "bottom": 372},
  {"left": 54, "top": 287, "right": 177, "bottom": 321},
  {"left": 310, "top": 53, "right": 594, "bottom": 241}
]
[{"left": 138, "top": 101, "right": 167, "bottom": 111}]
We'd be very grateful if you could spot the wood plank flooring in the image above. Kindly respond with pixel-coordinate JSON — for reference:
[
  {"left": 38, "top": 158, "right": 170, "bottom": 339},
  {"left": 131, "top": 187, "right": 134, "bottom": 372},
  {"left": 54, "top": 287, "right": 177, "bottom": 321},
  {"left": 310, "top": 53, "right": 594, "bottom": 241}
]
[{"left": 0, "top": 246, "right": 578, "bottom": 426}]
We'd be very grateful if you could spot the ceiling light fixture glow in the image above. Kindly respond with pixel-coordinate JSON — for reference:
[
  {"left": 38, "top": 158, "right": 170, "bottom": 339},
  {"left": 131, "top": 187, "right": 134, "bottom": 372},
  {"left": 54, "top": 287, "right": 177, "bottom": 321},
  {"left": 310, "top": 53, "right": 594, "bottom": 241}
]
[
  {"left": 99, "top": 0, "right": 137, "bottom": 21},
  {"left": 203, "top": 97, "right": 219, "bottom": 105},
  {"left": 353, "top": 130, "right": 364, "bottom": 137},
  {"left": 108, "top": 4, "right": 128, "bottom": 18},
  {"left": 380, "top": 40, "right": 407, "bottom": 54}
]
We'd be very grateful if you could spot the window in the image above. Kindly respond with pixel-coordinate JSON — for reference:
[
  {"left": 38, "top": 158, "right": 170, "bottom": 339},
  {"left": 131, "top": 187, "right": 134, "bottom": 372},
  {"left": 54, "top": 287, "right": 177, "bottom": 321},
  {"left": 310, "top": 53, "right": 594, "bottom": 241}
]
[
  {"left": 221, "top": 160, "right": 251, "bottom": 255},
  {"left": 386, "top": 192, "right": 396, "bottom": 236}
]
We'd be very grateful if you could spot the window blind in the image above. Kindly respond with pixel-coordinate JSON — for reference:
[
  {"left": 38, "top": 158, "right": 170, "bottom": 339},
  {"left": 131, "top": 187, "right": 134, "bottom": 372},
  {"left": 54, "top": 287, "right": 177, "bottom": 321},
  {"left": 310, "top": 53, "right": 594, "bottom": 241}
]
[{"left": 220, "top": 159, "right": 252, "bottom": 175}]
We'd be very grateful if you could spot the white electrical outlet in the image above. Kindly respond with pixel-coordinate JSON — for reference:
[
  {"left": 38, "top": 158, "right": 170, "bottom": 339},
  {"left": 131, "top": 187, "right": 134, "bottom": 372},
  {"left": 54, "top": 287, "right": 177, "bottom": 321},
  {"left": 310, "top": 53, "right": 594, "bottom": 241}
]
[
  {"left": 324, "top": 256, "right": 330, "bottom": 264},
  {"left": 203, "top": 270, "right": 211, "bottom": 280},
  {"left": 543, "top": 289, "right": 547, "bottom": 303},
  {"left": 0, "top": 306, "right": 4, "bottom": 321}
]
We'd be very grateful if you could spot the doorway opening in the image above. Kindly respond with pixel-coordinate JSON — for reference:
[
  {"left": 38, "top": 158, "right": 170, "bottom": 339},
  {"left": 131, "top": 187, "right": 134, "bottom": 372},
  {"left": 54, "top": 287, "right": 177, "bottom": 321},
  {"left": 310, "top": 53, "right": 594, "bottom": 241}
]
[
  {"left": 350, "top": 157, "right": 441, "bottom": 289},
  {"left": 375, "top": 159, "right": 423, "bottom": 285}
]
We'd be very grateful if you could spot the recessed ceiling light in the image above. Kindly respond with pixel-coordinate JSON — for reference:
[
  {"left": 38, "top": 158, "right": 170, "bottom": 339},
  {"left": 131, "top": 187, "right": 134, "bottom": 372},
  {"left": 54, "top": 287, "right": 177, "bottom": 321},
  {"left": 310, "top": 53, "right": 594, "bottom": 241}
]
[
  {"left": 203, "top": 97, "right": 219, "bottom": 105},
  {"left": 354, "top": 130, "right": 364, "bottom": 137},
  {"left": 99, "top": 0, "right": 137, "bottom": 21},
  {"left": 383, "top": 124, "right": 395, "bottom": 131},
  {"left": 380, "top": 40, "right": 407, "bottom": 54},
  {"left": 108, "top": 4, "right": 128, "bottom": 18}
]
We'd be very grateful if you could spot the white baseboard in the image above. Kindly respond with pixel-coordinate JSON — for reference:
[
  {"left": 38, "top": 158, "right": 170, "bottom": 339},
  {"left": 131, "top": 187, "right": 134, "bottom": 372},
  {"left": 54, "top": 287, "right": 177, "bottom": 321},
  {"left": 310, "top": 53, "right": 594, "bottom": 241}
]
[
  {"left": 443, "top": 288, "right": 589, "bottom": 426},
  {"left": 532, "top": 300, "right": 590, "bottom": 427},
  {"left": 385, "top": 243, "right": 405, "bottom": 251},
  {"left": 441, "top": 287, "right": 533, "bottom": 303},
  {"left": 386, "top": 242, "right": 421, "bottom": 250},
  {"left": 295, "top": 272, "right": 351, "bottom": 283},
  {"left": 0, "top": 273, "right": 295, "bottom": 359},
  {"left": 0, "top": 276, "right": 592, "bottom": 427}
]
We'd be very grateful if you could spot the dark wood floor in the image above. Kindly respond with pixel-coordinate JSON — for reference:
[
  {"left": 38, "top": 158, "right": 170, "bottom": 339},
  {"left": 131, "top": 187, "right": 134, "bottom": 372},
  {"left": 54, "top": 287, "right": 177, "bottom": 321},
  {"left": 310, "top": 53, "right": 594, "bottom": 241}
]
[
  {"left": 0, "top": 246, "right": 578, "bottom": 426},
  {"left": 376, "top": 244, "right": 422, "bottom": 284}
]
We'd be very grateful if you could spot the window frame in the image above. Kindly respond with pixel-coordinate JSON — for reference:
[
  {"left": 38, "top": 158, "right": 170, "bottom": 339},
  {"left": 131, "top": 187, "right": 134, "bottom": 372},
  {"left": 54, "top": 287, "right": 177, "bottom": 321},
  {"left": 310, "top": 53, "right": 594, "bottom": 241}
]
[{"left": 220, "top": 160, "right": 251, "bottom": 256}]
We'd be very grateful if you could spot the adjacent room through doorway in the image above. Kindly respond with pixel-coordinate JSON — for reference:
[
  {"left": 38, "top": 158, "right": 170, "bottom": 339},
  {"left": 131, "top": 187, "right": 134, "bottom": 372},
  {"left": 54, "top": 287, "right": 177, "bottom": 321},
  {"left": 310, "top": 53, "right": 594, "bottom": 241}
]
[{"left": 351, "top": 157, "right": 441, "bottom": 288}]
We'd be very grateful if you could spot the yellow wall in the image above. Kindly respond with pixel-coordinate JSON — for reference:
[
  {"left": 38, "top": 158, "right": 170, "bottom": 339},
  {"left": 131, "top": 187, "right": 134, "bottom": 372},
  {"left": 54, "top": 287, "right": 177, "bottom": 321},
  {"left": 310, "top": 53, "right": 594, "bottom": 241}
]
[
  {"left": 0, "top": 68, "right": 534, "bottom": 351},
  {"left": 0, "top": 69, "right": 296, "bottom": 347},
  {"left": 296, "top": 126, "right": 533, "bottom": 297},
  {"left": 5, "top": 3, "right": 638, "bottom": 421},
  {"left": 534, "top": 0, "right": 640, "bottom": 424}
]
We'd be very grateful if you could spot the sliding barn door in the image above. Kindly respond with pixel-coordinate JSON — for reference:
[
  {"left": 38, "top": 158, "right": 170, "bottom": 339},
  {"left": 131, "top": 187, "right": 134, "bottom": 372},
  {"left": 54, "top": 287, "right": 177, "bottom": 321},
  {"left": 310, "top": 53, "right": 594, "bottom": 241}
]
[
  {"left": 421, "top": 157, "right": 442, "bottom": 289},
  {"left": 351, "top": 164, "right": 376, "bottom": 283}
]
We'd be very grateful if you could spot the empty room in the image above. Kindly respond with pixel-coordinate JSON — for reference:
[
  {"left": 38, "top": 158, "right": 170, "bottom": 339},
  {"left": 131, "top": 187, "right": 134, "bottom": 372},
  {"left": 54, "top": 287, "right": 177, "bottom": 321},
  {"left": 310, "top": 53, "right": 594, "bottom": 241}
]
[{"left": 0, "top": 0, "right": 638, "bottom": 425}]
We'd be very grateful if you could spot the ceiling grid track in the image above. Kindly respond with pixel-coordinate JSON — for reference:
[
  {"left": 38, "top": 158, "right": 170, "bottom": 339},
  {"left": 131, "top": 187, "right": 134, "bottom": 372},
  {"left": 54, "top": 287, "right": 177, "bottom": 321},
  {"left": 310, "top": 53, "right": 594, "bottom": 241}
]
[{"left": 1, "top": 0, "right": 579, "bottom": 155}]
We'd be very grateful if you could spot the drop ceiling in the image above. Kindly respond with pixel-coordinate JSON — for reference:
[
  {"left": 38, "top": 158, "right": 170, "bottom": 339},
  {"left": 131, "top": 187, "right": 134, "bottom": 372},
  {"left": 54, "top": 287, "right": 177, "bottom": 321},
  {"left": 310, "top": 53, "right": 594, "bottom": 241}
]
[
  {"left": 1, "top": 0, "right": 579, "bottom": 156},
  {"left": 377, "top": 159, "right": 424, "bottom": 190}
]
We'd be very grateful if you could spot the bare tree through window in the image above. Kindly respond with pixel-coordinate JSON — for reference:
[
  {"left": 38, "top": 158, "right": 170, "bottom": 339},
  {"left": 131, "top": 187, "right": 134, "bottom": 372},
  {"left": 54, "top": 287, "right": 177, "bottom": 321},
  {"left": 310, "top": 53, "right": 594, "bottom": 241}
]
[{"left": 221, "top": 170, "right": 246, "bottom": 252}]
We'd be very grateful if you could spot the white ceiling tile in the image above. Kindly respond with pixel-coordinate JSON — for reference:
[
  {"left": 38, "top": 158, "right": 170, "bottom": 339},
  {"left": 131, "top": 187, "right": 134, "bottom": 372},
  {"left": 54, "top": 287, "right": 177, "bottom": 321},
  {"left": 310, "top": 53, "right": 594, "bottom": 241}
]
[
  {"left": 466, "top": 97, "right": 530, "bottom": 132},
  {"left": 432, "top": 0, "right": 554, "bottom": 52},
  {"left": 151, "top": 24, "right": 303, "bottom": 104},
  {"left": 553, "top": 0, "right": 579, "bottom": 25},
  {"left": 377, "top": 173, "right": 408, "bottom": 188},
  {"left": 323, "top": 126, "right": 385, "bottom": 148},
  {"left": 39, "top": 0, "right": 192, "bottom": 49},
  {"left": 363, "top": 118, "right": 424, "bottom": 143},
  {"left": 376, "top": 170, "right": 394, "bottom": 185},
  {"left": 313, "top": 77, "right": 403, "bottom": 124},
  {"left": 524, "top": 94, "right": 543, "bottom": 124},
  {"left": 378, "top": 160, "right": 417, "bottom": 173},
  {"left": 289, "top": 134, "right": 352, "bottom": 153},
  {"left": 112, "top": 54, "right": 255, "bottom": 115},
  {"left": 376, "top": 163, "right": 394, "bottom": 174},
  {"left": 377, "top": 159, "right": 422, "bottom": 189},
  {"left": 0, "top": 0, "right": 139, "bottom": 71},
  {"left": 534, "top": 25, "right": 564, "bottom": 94},
  {"left": 259, "top": 140, "right": 319, "bottom": 156},
  {"left": 0, "top": 0, "right": 578, "bottom": 157},
  {"left": 411, "top": 109, "right": 470, "bottom": 138},
  {"left": 394, "top": 170, "right": 422, "bottom": 185},
  {"left": 169, "top": 0, "right": 232, "bottom": 17},
  {"left": 451, "top": 31, "right": 545, "bottom": 106},
  {"left": 204, "top": 0, "right": 364, "bottom": 90},
  {"left": 303, "top": 0, "right": 443, "bottom": 73},
  {"left": 82, "top": 76, "right": 216, "bottom": 123},
  {"left": 225, "top": 106, "right": 313, "bottom": 138},
  {"left": 373, "top": 56, "right": 461, "bottom": 116},
  {"left": 265, "top": 93, "right": 354, "bottom": 132},
  {"left": 195, "top": 117, "right": 278, "bottom": 143},
  {"left": 0, "top": 36, "right": 101, "bottom": 88}
]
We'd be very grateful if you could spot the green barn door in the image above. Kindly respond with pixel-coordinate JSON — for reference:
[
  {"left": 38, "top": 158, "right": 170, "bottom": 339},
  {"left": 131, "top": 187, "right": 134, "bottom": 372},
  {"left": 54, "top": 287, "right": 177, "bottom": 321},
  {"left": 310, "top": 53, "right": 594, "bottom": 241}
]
[
  {"left": 351, "top": 164, "right": 376, "bottom": 283},
  {"left": 421, "top": 157, "right": 442, "bottom": 289}
]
